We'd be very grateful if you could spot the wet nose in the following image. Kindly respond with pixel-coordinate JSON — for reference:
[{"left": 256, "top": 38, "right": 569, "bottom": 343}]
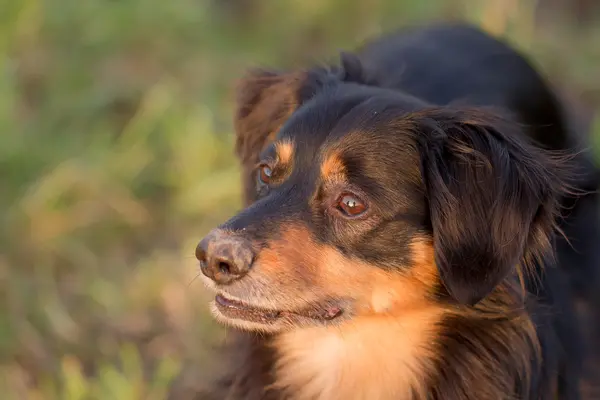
[{"left": 196, "top": 229, "right": 255, "bottom": 284}]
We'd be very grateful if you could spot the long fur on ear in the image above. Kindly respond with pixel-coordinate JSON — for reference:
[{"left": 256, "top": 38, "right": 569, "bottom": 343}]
[
  {"left": 234, "top": 69, "right": 306, "bottom": 204},
  {"left": 233, "top": 60, "right": 367, "bottom": 205},
  {"left": 412, "top": 108, "right": 568, "bottom": 305}
]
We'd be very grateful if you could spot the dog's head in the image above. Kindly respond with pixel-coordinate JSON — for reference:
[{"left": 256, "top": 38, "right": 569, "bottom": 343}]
[{"left": 197, "top": 61, "right": 565, "bottom": 334}]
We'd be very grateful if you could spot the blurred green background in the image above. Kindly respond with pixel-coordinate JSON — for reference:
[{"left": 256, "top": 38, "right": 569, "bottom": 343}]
[{"left": 1, "top": 0, "right": 599, "bottom": 398}]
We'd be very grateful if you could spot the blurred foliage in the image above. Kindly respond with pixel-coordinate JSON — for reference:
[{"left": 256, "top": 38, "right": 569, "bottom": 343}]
[{"left": 0, "top": 0, "right": 598, "bottom": 398}]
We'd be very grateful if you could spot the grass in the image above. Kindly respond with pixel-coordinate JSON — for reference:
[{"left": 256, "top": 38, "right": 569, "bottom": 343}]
[{"left": 1, "top": 0, "right": 599, "bottom": 398}]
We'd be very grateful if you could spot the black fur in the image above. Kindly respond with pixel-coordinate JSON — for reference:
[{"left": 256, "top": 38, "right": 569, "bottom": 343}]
[
  {"left": 412, "top": 108, "right": 564, "bottom": 305},
  {"left": 196, "top": 23, "right": 600, "bottom": 399}
]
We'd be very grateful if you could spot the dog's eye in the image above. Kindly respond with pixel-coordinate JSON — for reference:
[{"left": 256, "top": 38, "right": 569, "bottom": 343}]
[
  {"left": 258, "top": 164, "right": 273, "bottom": 185},
  {"left": 337, "top": 193, "right": 367, "bottom": 217}
]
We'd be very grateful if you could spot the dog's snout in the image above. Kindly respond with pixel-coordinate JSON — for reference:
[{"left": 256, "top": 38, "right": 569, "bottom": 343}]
[{"left": 196, "top": 230, "right": 255, "bottom": 284}]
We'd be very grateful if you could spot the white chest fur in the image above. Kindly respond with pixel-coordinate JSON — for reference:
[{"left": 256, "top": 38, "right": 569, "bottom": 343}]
[{"left": 271, "top": 309, "right": 442, "bottom": 400}]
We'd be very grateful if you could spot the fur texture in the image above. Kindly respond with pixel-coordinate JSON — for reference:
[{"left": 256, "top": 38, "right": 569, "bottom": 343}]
[{"left": 194, "top": 23, "right": 600, "bottom": 400}]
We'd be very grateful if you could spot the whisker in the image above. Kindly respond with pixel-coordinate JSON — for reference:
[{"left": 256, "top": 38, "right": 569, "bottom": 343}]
[{"left": 188, "top": 273, "right": 202, "bottom": 287}]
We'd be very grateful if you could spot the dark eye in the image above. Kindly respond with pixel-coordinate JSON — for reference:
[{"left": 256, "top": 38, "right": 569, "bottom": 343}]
[
  {"left": 337, "top": 193, "right": 367, "bottom": 217},
  {"left": 257, "top": 164, "right": 273, "bottom": 185}
]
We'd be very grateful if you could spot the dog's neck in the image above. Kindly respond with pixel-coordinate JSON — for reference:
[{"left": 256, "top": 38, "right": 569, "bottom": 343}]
[
  {"left": 271, "top": 307, "right": 444, "bottom": 400},
  {"left": 270, "top": 309, "right": 542, "bottom": 400}
]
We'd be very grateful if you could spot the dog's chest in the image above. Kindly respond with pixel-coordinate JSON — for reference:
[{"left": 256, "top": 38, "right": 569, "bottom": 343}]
[{"left": 271, "top": 315, "right": 439, "bottom": 400}]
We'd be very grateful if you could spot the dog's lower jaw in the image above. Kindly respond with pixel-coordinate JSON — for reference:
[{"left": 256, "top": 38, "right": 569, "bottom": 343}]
[
  {"left": 208, "top": 290, "right": 349, "bottom": 334},
  {"left": 209, "top": 301, "right": 289, "bottom": 334}
]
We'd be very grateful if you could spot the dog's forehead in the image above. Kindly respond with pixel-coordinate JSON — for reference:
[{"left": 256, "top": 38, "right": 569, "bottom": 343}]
[
  {"left": 274, "top": 99, "right": 374, "bottom": 161},
  {"left": 279, "top": 86, "right": 425, "bottom": 144},
  {"left": 276, "top": 92, "right": 365, "bottom": 148}
]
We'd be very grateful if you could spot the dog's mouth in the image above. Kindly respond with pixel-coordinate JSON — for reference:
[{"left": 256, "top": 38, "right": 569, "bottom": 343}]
[{"left": 213, "top": 294, "right": 344, "bottom": 326}]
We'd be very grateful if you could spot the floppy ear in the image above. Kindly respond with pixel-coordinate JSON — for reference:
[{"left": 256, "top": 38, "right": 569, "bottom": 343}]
[
  {"left": 234, "top": 69, "right": 307, "bottom": 204},
  {"left": 415, "top": 108, "right": 565, "bottom": 305}
]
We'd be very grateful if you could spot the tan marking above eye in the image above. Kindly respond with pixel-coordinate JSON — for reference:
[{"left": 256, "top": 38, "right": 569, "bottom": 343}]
[
  {"left": 274, "top": 139, "right": 295, "bottom": 166},
  {"left": 320, "top": 152, "right": 346, "bottom": 180}
]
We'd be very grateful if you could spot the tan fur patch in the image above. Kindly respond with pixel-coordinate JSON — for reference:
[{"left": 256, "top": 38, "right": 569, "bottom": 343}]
[
  {"left": 320, "top": 151, "right": 346, "bottom": 181},
  {"left": 248, "top": 228, "right": 439, "bottom": 314},
  {"left": 274, "top": 139, "right": 295, "bottom": 166},
  {"left": 254, "top": 231, "right": 445, "bottom": 399},
  {"left": 273, "top": 308, "right": 443, "bottom": 400}
]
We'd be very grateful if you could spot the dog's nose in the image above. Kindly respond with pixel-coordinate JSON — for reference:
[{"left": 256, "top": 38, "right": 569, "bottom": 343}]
[{"left": 196, "top": 229, "right": 255, "bottom": 284}]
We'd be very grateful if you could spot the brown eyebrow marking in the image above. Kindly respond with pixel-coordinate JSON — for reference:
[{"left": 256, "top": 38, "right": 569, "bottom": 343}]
[
  {"left": 320, "top": 150, "right": 346, "bottom": 181},
  {"left": 274, "top": 139, "right": 295, "bottom": 166}
]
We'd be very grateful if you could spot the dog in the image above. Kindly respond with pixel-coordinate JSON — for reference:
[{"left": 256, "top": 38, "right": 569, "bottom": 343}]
[{"left": 195, "top": 23, "right": 600, "bottom": 400}]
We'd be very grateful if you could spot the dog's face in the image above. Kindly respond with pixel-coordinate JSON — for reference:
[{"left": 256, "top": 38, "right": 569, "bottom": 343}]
[{"left": 196, "top": 66, "right": 562, "bottom": 334}]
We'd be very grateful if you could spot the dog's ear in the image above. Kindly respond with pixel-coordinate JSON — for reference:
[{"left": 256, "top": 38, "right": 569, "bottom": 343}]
[
  {"left": 415, "top": 108, "right": 564, "bottom": 305},
  {"left": 336, "top": 51, "right": 377, "bottom": 86},
  {"left": 234, "top": 69, "right": 306, "bottom": 204},
  {"left": 338, "top": 52, "right": 366, "bottom": 83},
  {"left": 234, "top": 55, "right": 370, "bottom": 204}
]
